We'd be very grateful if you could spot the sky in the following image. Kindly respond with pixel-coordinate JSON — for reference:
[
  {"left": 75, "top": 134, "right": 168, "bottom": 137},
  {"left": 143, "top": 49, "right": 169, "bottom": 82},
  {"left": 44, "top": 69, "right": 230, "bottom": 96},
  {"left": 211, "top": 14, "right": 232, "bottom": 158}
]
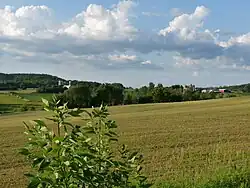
[{"left": 1, "top": 1, "right": 250, "bottom": 87}]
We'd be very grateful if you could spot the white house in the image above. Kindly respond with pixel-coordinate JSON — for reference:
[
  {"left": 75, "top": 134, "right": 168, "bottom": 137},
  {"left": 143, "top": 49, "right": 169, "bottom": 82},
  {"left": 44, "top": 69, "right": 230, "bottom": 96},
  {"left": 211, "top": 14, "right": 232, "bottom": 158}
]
[
  {"left": 58, "top": 80, "right": 72, "bottom": 89},
  {"left": 63, "top": 81, "right": 72, "bottom": 89}
]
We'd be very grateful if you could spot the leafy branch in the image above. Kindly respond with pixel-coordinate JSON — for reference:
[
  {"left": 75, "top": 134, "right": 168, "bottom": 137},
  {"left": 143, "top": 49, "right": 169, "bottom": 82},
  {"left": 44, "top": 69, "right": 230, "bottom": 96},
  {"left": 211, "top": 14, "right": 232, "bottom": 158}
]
[{"left": 20, "top": 95, "right": 152, "bottom": 188}]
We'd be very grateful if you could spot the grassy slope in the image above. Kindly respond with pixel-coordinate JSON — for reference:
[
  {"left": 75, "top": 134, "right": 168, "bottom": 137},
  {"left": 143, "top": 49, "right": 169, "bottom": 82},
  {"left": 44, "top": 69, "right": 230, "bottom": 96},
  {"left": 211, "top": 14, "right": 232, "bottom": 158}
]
[
  {"left": 18, "top": 93, "right": 52, "bottom": 102},
  {"left": 0, "top": 94, "right": 25, "bottom": 104},
  {"left": 0, "top": 91, "right": 53, "bottom": 114},
  {"left": 0, "top": 97, "right": 250, "bottom": 187},
  {"left": 0, "top": 94, "right": 26, "bottom": 114}
]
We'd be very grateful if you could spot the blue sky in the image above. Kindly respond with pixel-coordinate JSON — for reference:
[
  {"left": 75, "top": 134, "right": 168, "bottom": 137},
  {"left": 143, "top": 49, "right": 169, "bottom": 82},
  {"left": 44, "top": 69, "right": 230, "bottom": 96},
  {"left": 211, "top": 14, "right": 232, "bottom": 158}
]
[{"left": 1, "top": 0, "right": 250, "bottom": 87}]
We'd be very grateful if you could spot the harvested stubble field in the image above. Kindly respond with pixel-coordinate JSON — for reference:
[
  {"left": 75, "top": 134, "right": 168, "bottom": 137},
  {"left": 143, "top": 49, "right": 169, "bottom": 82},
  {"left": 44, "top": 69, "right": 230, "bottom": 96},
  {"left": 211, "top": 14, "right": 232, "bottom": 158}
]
[{"left": 0, "top": 97, "right": 250, "bottom": 187}]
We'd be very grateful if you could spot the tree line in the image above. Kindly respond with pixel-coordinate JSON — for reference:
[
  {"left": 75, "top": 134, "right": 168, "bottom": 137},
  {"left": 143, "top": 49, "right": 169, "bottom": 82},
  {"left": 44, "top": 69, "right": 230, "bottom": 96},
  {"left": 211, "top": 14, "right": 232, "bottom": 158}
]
[
  {"left": 0, "top": 73, "right": 239, "bottom": 108},
  {"left": 0, "top": 73, "right": 65, "bottom": 90},
  {"left": 57, "top": 82, "right": 235, "bottom": 108},
  {"left": 1, "top": 72, "right": 250, "bottom": 92}
]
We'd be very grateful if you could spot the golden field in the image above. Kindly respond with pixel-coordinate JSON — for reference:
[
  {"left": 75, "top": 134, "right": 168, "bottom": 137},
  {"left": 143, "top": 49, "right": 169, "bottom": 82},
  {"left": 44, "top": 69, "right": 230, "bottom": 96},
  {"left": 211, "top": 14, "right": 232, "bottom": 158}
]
[{"left": 0, "top": 97, "right": 250, "bottom": 187}]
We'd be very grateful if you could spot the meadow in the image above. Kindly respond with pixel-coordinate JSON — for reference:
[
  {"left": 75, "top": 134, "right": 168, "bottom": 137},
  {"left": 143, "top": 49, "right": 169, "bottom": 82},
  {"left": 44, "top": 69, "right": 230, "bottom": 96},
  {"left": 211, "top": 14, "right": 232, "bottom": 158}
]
[
  {"left": 0, "top": 90, "right": 52, "bottom": 114},
  {"left": 0, "top": 97, "right": 250, "bottom": 187}
]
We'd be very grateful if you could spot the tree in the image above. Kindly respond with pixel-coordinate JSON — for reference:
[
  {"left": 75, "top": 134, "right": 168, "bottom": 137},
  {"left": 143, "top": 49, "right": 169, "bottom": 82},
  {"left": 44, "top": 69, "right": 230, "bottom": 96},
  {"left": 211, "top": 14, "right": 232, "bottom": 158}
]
[
  {"left": 169, "top": 89, "right": 183, "bottom": 102},
  {"left": 183, "top": 90, "right": 193, "bottom": 101},
  {"left": 110, "top": 83, "right": 124, "bottom": 105},
  {"left": 20, "top": 96, "right": 152, "bottom": 188},
  {"left": 243, "top": 84, "right": 250, "bottom": 93},
  {"left": 60, "top": 85, "right": 92, "bottom": 108},
  {"left": 152, "top": 85, "right": 165, "bottom": 103},
  {"left": 124, "top": 92, "right": 133, "bottom": 105},
  {"left": 148, "top": 82, "right": 155, "bottom": 92}
]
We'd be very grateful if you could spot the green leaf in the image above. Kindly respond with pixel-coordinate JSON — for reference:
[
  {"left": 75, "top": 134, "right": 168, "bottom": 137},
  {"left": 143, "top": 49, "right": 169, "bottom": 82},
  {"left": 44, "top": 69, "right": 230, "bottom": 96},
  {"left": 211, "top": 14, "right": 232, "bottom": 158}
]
[
  {"left": 109, "top": 121, "right": 117, "bottom": 128},
  {"left": 28, "top": 177, "right": 40, "bottom": 188},
  {"left": 56, "top": 99, "right": 61, "bottom": 105},
  {"left": 137, "top": 165, "right": 143, "bottom": 172},
  {"left": 39, "top": 160, "right": 50, "bottom": 171},
  {"left": 39, "top": 141, "right": 47, "bottom": 147},
  {"left": 85, "top": 138, "right": 92, "bottom": 143},
  {"left": 33, "top": 119, "right": 46, "bottom": 127},
  {"left": 33, "top": 157, "right": 44, "bottom": 166},
  {"left": 28, "top": 142, "right": 39, "bottom": 146},
  {"left": 46, "top": 147, "right": 53, "bottom": 153},
  {"left": 109, "top": 138, "right": 118, "bottom": 142},
  {"left": 129, "top": 151, "right": 138, "bottom": 160},
  {"left": 109, "top": 131, "right": 117, "bottom": 136},
  {"left": 63, "top": 122, "right": 74, "bottom": 128},
  {"left": 105, "top": 133, "right": 112, "bottom": 137},
  {"left": 78, "top": 152, "right": 96, "bottom": 159},
  {"left": 19, "top": 148, "right": 30, "bottom": 156},
  {"left": 42, "top": 98, "right": 50, "bottom": 107},
  {"left": 68, "top": 109, "right": 82, "bottom": 117},
  {"left": 45, "top": 117, "right": 58, "bottom": 122},
  {"left": 24, "top": 173, "right": 35, "bottom": 178},
  {"left": 23, "top": 121, "right": 30, "bottom": 130},
  {"left": 82, "top": 109, "right": 92, "bottom": 118},
  {"left": 44, "top": 107, "right": 50, "bottom": 112},
  {"left": 52, "top": 136, "right": 64, "bottom": 143}
]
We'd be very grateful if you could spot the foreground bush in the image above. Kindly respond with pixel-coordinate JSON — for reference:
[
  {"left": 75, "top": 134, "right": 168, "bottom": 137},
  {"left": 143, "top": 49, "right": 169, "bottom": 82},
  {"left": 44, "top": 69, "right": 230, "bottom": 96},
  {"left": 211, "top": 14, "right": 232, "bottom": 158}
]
[{"left": 20, "top": 96, "right": 152, "bottom": 188}]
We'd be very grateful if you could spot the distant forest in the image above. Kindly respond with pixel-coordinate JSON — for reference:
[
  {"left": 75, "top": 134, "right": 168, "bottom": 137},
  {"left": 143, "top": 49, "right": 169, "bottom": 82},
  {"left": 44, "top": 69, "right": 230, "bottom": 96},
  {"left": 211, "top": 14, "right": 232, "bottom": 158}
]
[
  {"left": 0, "top": 73, "right": 250, "bottom": 108},
  {"left": 0, "top": 73, "right": 65, "bottom": 90},
  {"left": 0, "top": 72, "right": 250, "bottom": 92}
]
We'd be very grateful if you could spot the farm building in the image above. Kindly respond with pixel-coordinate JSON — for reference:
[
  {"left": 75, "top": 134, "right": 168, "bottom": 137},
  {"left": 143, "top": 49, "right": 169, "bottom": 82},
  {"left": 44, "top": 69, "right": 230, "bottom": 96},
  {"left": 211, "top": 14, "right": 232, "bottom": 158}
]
[
  {"left": 218, "top": 89, "right": 232, "bottom": 93},
  {"left": 58, "top": 80, "right": 72, "bottom": 89}
]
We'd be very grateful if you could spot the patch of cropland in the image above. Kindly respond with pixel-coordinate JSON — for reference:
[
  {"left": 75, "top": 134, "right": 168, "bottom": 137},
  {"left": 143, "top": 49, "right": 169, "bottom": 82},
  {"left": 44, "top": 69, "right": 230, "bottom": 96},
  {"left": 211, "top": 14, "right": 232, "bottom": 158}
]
[
  {"left": 18, "top": 93, "right": 52, "bottom": 102},
  {"left": 0, "top": 94, "right": 26, "bottom": 114},
  {"left": 0, "top": 97, "right": 250, "bottom": 187},
  {"left": 0, "top": 91, "right": 48, "bottom": 114}
]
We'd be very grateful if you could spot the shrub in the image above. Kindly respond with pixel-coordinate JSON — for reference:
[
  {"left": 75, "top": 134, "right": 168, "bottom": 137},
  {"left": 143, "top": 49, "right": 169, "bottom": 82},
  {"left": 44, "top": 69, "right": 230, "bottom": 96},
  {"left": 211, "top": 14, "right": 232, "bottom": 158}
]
[{"left": 20, "top": 95, "right": 152, "bottom": 188}]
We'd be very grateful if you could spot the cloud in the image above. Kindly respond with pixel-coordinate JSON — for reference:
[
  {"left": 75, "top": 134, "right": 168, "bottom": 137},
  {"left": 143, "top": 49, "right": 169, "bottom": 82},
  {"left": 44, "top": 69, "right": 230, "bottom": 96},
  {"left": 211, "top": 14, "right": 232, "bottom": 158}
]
[
  {"left": 84, "top": 53, "right": 163, "bottom": 70},
  {"left": 61, "top": 0, "right": 137, "bottom": 40},
  {"left": 0, "top": 5, "right": 54, "bottom": 37},
  {"left": 174, "top": 55, "right": 200, "bottom": 66},
  {"left": 170, "top": 8, "right": 183, "bottom": 17},
  {"left": 141, "top": 60, "right": 152, "bottom": 65},
  {"left": 108, "top": 54, "right": 137, "bottom": 61},
  {"left": 142, "top": 11, "right": 167, "bottom": 17},
  {"left": 0, "top": 4, "right": 223, "bottom": 64},
  {"left": 159, "top": 6, "right": 210, "bottom": 40},
  {"left": 1, "top": 2, "right": 250, "bottom": 75}
]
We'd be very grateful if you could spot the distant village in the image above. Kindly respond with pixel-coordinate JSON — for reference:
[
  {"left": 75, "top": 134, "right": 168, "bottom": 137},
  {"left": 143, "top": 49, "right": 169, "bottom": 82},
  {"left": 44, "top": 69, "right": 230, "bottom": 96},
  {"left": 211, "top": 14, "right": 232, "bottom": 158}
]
[{"left": 183, "top": 84, "right": 232, "bottom": 94}]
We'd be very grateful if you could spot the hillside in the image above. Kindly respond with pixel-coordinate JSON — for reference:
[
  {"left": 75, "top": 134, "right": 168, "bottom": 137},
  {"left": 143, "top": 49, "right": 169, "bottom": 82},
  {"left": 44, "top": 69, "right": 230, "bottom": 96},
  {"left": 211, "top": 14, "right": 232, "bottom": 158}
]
[{"left": 0, "top": 73, "right": 66, "bottom": 90}]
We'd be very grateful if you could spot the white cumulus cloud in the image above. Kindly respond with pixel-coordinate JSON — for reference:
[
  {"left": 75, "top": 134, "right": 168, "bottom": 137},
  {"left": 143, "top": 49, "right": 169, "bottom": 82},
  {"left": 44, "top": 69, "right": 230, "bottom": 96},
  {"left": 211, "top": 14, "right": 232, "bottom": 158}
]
[
  {"left": 61, "top": 0, "right": 137, "bottom": 40},
  {"left": 159, "top": 6, "right": 211, "bottom": 41},
  {"left": 0, "top": 5, "right": 54, "bottom": 37},
  {"left": 1, "top": 2, "right": 250, "bottom": 75}
]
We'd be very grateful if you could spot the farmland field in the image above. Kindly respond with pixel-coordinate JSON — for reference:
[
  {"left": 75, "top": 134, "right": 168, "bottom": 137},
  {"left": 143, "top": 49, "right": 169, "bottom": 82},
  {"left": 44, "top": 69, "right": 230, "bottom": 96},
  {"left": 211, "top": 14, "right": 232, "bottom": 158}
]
[
  {"left": 18, "top": 93, "right": 53, "bottom": 102},
  {"left": 0, "top": 97, "right": 250, "bottom": 187},
  {"left": 0, "top": 93, "right": 25, "bottom": 104},
  {"left": 0, "top": 94, "right": 26, "bottom": 114},
  {"left": 0, "top": 91, "right": 53, "bottom": 114}
]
